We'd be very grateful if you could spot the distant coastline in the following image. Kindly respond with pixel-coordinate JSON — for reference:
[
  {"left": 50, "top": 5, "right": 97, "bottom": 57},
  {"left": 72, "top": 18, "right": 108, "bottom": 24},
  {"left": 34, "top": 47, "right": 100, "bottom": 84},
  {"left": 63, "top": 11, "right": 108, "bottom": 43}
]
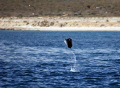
[{"left": 0, "top": 17, "right": 120, "bottom": 31}]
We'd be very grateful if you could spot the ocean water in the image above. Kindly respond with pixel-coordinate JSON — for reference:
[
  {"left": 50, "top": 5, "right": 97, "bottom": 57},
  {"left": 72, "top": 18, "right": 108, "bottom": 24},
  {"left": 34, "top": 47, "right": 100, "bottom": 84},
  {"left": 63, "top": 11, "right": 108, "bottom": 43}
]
[{"left": 0, "top": 30, "right": 120, "bottom": 88}]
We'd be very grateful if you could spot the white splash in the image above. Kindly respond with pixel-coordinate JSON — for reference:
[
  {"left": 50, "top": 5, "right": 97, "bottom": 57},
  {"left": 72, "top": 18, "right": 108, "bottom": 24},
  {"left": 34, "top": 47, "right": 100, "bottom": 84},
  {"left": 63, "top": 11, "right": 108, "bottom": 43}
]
[
  {"left": 70, "top": 67, "right": 80, "bottom": 72},
  {"left": 70, "top": 49, "right": 80, "bottom": 72}
]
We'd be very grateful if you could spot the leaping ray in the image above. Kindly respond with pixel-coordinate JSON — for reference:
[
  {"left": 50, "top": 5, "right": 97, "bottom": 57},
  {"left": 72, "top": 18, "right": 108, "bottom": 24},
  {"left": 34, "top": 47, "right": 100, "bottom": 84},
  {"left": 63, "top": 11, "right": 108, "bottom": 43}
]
[{"left": 64, "top": 38, "right": 72, "bottom": 48}]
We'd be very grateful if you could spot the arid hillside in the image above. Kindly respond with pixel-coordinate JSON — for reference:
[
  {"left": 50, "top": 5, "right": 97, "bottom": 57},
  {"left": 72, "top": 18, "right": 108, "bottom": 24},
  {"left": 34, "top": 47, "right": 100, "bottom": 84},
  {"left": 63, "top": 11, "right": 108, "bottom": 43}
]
[{"left": 0, "top": 0, "right": 120, "bottom": 17}]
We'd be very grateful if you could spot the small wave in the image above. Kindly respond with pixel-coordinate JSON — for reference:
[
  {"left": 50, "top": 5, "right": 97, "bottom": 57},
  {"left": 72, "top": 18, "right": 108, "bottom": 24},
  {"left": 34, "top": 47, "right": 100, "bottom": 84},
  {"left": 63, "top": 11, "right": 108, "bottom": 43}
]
[{"left": 70, "top": 67, "right": 80, "bottom": 72}]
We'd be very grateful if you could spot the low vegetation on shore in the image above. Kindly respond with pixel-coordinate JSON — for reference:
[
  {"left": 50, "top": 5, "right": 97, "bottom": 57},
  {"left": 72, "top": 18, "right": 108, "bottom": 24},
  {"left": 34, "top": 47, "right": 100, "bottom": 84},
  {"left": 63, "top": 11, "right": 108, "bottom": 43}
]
[
  {"left": 0, "top": 17, "right": 120, "bottom": 29},
  {"left": 0, "top": 0, "right": 120, "bottom": 17}
]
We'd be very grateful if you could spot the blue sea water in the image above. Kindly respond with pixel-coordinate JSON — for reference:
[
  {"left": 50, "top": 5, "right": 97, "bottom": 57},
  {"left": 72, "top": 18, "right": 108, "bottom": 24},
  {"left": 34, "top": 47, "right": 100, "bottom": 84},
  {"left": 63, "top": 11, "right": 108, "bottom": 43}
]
[{"left": 0, "top": 30, "right": 120, "bottom": 88}]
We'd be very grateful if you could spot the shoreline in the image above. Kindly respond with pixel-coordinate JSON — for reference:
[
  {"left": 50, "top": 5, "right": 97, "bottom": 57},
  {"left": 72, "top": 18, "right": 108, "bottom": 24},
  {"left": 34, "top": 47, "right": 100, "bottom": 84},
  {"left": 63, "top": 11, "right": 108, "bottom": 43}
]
[
  {"left": 1, "top": 26, "right": 120, "bottom": 31},
  {"left": 0, "top": 17, "right": 120, "bottom": 31}
]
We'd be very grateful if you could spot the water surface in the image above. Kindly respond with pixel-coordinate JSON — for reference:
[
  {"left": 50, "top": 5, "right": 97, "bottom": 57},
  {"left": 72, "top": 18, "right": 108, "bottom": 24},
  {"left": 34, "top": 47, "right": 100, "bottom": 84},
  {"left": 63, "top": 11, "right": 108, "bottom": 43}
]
[{"left": 0, "top": 30, "right": 120, "bottom": 88}]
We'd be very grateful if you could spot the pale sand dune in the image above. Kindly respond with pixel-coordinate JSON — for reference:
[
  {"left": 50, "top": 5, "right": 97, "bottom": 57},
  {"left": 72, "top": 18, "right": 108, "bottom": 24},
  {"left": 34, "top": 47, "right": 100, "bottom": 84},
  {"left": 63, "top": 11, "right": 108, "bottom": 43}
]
[{"left": 0, "top": 17, "right": 120, "bottom": 31}]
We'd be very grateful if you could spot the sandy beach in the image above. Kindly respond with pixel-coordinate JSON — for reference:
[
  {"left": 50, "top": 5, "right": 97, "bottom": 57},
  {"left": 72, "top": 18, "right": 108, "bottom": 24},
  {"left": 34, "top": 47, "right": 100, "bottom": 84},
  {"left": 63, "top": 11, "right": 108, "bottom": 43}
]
[{"left": 0, "top": 17, "right": 120, "bottom": 31}]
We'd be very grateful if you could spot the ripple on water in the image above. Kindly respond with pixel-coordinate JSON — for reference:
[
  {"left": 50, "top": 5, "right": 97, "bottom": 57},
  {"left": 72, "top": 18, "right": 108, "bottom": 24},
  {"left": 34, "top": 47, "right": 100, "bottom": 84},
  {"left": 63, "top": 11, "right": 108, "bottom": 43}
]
[{"left": 0, "top": 31, "right": 120, "bottom": 88}]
